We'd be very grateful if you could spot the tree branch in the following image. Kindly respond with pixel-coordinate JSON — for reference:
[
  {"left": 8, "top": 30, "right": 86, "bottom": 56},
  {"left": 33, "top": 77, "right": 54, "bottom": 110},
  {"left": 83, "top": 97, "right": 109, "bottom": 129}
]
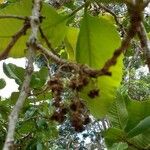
[
  {"left": 36, "top": 43, "right": 111, "bottom": 77},
  {"left": 0, "top": 15, "right": 27, "bottom": 20},
  {"left": 0, "top": 20, "right": 30, "bottom": 60},
  {"left": 98, "top": 3, "right": 143, "bottom": 74},
  {"left": 96, "top": 3, "right": 126, "bottom": 35},
  {"left": 36, "top": 43, "right": 66, "bottom": 64},
  {"left": 2, "top": 0, "right": 42, "bottom": 149}
]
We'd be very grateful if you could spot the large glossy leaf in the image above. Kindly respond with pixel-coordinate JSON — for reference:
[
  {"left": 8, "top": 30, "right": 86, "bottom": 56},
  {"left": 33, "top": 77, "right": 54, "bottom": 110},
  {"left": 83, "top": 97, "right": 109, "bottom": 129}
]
[
  {"left": 127, "top": 116, "right": 150, "bottom": 138},
  {"left": 0, "top": 78, "right": 6, "bottom": 89},
  {"left": 76, "top": 13, "right": 123, "bottom": 118}
]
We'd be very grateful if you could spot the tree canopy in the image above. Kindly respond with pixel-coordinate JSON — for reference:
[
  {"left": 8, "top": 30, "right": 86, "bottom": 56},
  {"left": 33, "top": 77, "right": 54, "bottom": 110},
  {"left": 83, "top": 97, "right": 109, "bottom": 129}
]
[{"left": 0, "top": 0, "right": 150, "bottom": 149}]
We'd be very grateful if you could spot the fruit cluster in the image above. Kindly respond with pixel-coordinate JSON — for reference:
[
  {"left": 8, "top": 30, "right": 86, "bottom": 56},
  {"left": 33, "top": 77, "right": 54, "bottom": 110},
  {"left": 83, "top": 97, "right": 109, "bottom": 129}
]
[
  {"left": 47, "top": 71, "right": 91, "bottom": 131},
  {"left": 48, "top": 70, "right": 99, "bottom": 132}
]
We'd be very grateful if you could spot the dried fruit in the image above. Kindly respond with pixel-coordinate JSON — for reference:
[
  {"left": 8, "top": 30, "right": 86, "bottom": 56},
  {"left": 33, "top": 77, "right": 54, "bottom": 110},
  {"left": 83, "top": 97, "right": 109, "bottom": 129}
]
[
  {"left": 51, "top": 110, "right": 66, "bottom": 123},
  {"left": 84, "top": 116, "right": 91, "bottom": 125},
  {"left": 88, "top": 89, "right": 100, "bottom": 98},
  {"left": 70, "top": 103, "right": 77, "bottom": 111},
  {"left": 69, "top": 74, "right": 89, "bottom": 91}
]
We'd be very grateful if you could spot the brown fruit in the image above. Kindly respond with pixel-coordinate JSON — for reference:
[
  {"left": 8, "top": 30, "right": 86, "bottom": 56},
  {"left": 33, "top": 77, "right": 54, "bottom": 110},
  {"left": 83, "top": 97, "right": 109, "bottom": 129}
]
[
  {"left": 70, "top": 103, "right": 77, "bottom": 111},
  {"left": 88, "top": 89, "right": 100, "bottom": 98},
  {"left": 84, "top": 116, "right": 91, "bottom": 125}
]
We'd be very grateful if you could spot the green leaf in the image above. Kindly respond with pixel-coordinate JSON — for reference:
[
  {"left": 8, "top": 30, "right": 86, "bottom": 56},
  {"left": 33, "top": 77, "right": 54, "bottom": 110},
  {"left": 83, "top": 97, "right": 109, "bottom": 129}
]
[
  {"left": 3, "top": 63, "right": 25, "bottom": 85},
  {"left": 30, "top": 67, "right": 48, "bottom": 89},
  {"left": 129, "top": 129, "right": 150, "bottom": 149},
  {"left": 0, "top": 0, "right": 31, "bottom": 58},
  {"left": 99, "top": 13, "right": 116, "bottom": 24},
  {"left": 108, "top": 90, "right": 128, "bottom": 130},
  {"left": 76, "top": 13, "right": 121, "bottom": 69},
  {"left": 125, "top": 99, "right": 150, "bottom": 132},
  {"left": 26, "top": 139, "right": 39, "bottom": 150},
  {"left": 24, "top": 107, "right": 38, "bottom": 119},
  {"left": 76, "top": 13, "right": 123, "bottom": 118},
  {"left": 10, "top": 92, "right": 19, "bottom": 105},
  {"left": 36, "top": 118, "right": 48, "bottom": 130},
  {"left": 127, "top": 116, "right": 150, "bottom": 138},
  {"left": 105, "top": 90, "right": 150, "bottom": 149},
  {"left": 108, "top": 142, "right": 128, "bottom": 150},
  {"left": 41, "top": 3, "right": 68, "bottom": 48},
  {"left": 104, "top": 128, "right": 126, "bottom": 147},
  {"left": 65, "top": 27, "right": 79, "bottom": 60},
  {"left": 0, "top": 100, "right": 10, "bottom": 119},
  {"left": 17, "top": 120, "right": 35, "bottom": 134},
  {"left": 0, "top": 78, "right": 6, "bottom": 89},
  {"left": 36, "top": 92, "right": 52, "bottom": 102},
  {"left": 0, "top": 0, "right": 68, "bottom": 58}
]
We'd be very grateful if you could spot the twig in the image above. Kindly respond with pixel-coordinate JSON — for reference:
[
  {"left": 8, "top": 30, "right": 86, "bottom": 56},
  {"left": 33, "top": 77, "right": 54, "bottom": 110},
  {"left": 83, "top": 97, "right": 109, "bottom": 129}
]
[
  {"left": 0, "top": 15, "right": 27, "bottom": 20},
  {"left": 36, "top": 43, "right": 111, "bottom": 77},
  {"left": 36, "top": 43, "right": 66, "bottom": 64},
  {"left": 96, "top": 3, "right": 126, "bottom": 35},
  {"left": 2, "top": 0, "right": 42, "bottom": 149},
  {"left": 138, "top": 22, "right": 150, "bottom": 71},
  {"left": 68, "top": 0, "right": 91, "bottom": 18},
  {"left": 0, "top": 20, "right": 30, "bottom": 60},
  {"left": 99, "top": 4, "right": 143, "bottom": 74},
  {"left": 82, "top": 9, "right": 141, "bottom": 77},
  {"left": 97, "top": 3, "right": 120, "bottom": 25}
]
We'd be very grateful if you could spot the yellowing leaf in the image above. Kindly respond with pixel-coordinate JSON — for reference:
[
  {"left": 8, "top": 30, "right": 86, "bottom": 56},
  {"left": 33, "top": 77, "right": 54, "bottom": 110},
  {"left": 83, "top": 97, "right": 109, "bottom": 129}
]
[{"left": 76, "top": 13, "right": 123, "bottom": 118}]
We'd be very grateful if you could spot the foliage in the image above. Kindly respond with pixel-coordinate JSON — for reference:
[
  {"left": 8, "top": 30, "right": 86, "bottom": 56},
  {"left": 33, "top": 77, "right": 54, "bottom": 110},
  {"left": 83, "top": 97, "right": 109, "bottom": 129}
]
[
  {"left": 0, "top": 0, "right": 150, "bottom": 149},
  {"left": 105, "top": 89, "right": 150, "bottom": 149}
]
